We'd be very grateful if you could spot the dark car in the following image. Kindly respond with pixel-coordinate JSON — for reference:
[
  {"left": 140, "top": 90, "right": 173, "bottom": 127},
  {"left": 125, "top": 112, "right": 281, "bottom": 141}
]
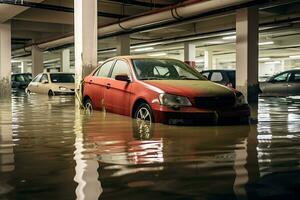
[
  {"left": 201, "top": 70, "right": 236, "bottom": 88},
  {"left": 260, "top": 69, "right": 300, "bottom": 96},
  {"left": 11, "top": 73, "right": 32, "bottom": 89}
]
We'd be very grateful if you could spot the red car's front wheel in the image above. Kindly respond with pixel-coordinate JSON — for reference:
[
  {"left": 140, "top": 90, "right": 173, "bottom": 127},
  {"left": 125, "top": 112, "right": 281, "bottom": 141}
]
[
  {"left": 84, "top": 98, "right": 93, "bottom": 112},
  {"left": 134, "top": 103, "right": 154, "bottom": 124}
]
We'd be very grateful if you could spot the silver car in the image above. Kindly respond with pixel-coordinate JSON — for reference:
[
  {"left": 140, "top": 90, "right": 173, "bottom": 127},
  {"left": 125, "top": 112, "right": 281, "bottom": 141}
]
[
  {"left": 26, "top": 72, "right": 75, "bottom": 96},
  {"left": 260, "top": 69, "right": 300, "bottom": 96}
]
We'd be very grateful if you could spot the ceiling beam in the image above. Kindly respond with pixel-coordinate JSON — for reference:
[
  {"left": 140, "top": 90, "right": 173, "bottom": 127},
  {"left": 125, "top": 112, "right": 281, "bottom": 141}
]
[{"left": 0, "top": 0, "right": 128, "bottom": 19}]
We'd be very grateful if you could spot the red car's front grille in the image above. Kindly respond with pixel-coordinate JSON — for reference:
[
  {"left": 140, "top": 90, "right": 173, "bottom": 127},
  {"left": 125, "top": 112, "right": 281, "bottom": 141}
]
[{"left": 194, "top": 95, "right": 235, "bottom": 109}]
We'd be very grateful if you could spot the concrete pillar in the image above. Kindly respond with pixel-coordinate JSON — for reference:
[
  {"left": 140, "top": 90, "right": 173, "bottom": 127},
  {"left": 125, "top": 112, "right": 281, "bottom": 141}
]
[
  {"left": 236, "top": 7, "right": 259, "bottom": 106},
  {"left": 22, "top": 61, "right": 31, "bottom": 73},
  {"left": 74, "top": 0, "right": 98, "bottom": 107},
  {"left": 116, "top": 34, "right": 130, "bottom": 56},
  {"left": 184, "top": 42, "right": 196, "bottom": 67},
  {"left": 281, "top": 59, "right": 285, "bottom": 72},
  {"left": 0, "top": 23, "right": 11, "bottom": 96},
  {"left": 31, "top": 45, "right": 44, "bottom": 77},
  {"left": 204, "top": 50, "right": 213, "bottom": 70},
  {"left": 61, "top": 49, "right": 71, "bottom": 72}
]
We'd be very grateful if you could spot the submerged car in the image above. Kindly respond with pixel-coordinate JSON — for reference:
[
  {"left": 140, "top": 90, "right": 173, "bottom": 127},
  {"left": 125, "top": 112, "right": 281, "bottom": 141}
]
[
  {"left": 260, "top": 69, "right": 300, "bottom": 96},
  {"left": 83, "top": 56, "right": 250, "bottom": 124},
  {"left": 11, "top": 73, "right": 32, "bottom": 89},
  {"left": 201, "top": 70, "right": 236, "bottom": 88},
  {"left": 26, "top": 72, "right": 75, "bottom": 96}
]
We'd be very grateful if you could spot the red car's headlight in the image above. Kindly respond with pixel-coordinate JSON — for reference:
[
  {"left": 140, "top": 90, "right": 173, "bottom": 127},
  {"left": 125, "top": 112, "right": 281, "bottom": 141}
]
[{"left": 159, "top": 93, "right": 192, "bottom": 107}]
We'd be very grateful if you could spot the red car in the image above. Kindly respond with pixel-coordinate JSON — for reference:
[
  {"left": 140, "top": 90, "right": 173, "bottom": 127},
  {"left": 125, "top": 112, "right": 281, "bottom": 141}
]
[{"left": 83, "top": 56, "right": 250, "bottom": 124}]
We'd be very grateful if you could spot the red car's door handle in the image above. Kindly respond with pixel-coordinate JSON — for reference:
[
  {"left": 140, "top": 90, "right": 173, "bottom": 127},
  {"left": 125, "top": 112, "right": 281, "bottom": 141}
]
[
  {"left": 88, "top": 80, "right": 93, "bottom": 84},
  {"left": 106, "top": 83, "right": 111, "bottom": 89}
]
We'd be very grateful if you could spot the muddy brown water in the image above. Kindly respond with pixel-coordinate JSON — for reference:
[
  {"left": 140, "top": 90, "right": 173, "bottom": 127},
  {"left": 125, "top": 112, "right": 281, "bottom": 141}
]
[{"left": 0, "top": 90, "right": 299, "bottom": 199}]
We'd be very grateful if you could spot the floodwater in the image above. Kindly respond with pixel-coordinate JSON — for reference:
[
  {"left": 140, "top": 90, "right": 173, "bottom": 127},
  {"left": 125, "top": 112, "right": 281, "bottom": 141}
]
[{"left": 0, "top": 91, "right": 299, "bottom": 200}]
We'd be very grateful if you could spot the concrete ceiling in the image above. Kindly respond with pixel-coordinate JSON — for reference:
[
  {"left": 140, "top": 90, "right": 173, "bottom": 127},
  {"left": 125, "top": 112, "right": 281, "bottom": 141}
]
[
  {"left": 1, "top": 0, "right": 180, "bottom": 49},
  {"left": 4, "top": 0, "right": 300, "bottom": 73}
]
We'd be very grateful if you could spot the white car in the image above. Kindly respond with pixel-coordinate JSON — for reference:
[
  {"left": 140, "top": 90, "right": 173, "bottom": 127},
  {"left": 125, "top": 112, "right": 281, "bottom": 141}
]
[{"left": 26, "top": 72, "right": 75, "bottom": 96}]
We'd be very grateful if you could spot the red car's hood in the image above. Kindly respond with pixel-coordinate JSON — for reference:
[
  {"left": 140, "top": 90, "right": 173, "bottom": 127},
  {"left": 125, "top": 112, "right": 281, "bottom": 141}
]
[{"left": 143, "top": 80, "right": 234, "bottom": 97}]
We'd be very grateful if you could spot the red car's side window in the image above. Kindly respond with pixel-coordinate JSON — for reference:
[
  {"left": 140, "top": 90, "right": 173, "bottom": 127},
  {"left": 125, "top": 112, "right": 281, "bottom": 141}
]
[
  {"left": 95, "top": 60, "right": 114, "bottom": 77},
  {"left": 111, "top": 60, "right": 131, "bottom": 79}
]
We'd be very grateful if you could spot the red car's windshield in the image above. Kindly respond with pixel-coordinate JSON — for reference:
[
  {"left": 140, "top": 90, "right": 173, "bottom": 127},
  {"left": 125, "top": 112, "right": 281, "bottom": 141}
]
[{"left": 132, "top": 58, "right": 206, "bottom": 80}]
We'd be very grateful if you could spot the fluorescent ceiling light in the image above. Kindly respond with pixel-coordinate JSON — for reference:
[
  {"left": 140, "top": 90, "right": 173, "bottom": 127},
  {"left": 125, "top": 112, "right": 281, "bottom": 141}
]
[
  {"left": 289, "top": 55, "right": 300, "bottom": 59},
  {"left": 259, "top": 41, "right": 274, "bottom": 46},
  {"left": 222, "top": 35, "right": 236, "bottom": 40},
  {"left": 265, "top": 61, "right": 281, "bottom": 65},
  {"left": 11, "top": 59, "right": 21, "bottom": 63},
  {"left": 259, "top": 57, "right": 271, "bottom": 61},
  {"left": 148, "top": 52, "right": 167, "bottom": 57},
  {"left": 99, "top": 49, "right": 116, "bottom": 53},
  {"left": 205, "top": 41, "right": 224, "bottom": 45},
  {"left": 44, "top": 58, "right": 60, "bottom": 64},
  {"left": 131, "top": 42, "right": 162, "bottom": 49},
  {"left": 222, "top": 31, "right": 236, "bottom": 36},
  {"left": 133, "top": 47, "right": 154, "bottom": 52}
]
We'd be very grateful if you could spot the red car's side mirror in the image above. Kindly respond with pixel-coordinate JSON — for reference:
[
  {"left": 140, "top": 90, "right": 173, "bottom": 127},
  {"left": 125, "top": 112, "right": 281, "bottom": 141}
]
[{"left": 115, "top": 74, "right": 130, "bottom": 82}]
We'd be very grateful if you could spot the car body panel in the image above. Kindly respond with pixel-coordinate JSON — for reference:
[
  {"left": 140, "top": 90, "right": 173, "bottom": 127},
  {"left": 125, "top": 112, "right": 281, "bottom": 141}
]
[
  {"left": 105, "top": 80, "right": 132, "bottom": 115},
  {"left": 287, "top": 70, "right": 300, "bottom": 96},
  {"left": 260, "top": 82, "right": 288, "bottom": 96},
  {"left": 84, "top": 75, "right": 108, "bottom": 109},
  {"left": 143, "top": 80, "right": 234, "bottom": 97},
  {"left": 288, "top": 82, "right": 300, "bottom": 95}
]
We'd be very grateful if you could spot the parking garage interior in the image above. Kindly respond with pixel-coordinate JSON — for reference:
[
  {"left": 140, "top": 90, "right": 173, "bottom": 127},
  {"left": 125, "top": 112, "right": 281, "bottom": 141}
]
[{"left": 0, "top": 0, "right": 300, "bottom": 199}]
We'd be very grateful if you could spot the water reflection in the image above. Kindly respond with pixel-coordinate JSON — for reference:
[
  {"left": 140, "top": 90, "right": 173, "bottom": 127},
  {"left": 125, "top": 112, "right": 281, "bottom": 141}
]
[
  {"left": 0, "top": 92, "right": 299, "bottom": 199},
  {"left": 74, "top": 109, "right": 102, "bottom": 200},
  {"left": 0, "top": 97, "right": 14, "bottom": 195},
  {"left": 80, "top": 110, "right": 255, "bottom": 199}
]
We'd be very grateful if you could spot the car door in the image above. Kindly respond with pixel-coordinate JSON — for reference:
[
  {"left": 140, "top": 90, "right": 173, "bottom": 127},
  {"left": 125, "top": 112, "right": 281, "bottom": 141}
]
[
  {"left": 104, "top": 59, "right": 132, "bottom": 116},
  {"left": 28, "top": 73, "right": 42, "bottom": 93},
  {"left": 85, "top": 60, "right": 115, "bottom": 110},
  {"left": 263, "top": 72, "right": 290, "bottom": 96},
  {"left": 38, "top": 73, "right": 50, "bottom": 94},
  {"left": 287, "top": 71, "right": 300, "bottom": 96}
]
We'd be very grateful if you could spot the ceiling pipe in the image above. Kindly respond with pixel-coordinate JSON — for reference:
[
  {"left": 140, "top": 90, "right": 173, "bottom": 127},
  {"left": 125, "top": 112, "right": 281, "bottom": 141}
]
[
  {"left": 12, "top": 15, "right": 298, "bottom": 59},
  {"left": 97, "top": 0, "right": 252, "bottom": 35},
  {"left": 13, "top": 0, "right": 253, "bottom": 55}
]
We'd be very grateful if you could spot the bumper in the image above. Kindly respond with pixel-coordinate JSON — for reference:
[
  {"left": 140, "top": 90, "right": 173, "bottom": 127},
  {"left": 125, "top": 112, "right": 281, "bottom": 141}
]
[
  {"left": 53, "top": 91, "right": 75, "bottom": 95},
  {"left": 152, "top": 104, "right": 250, "bottom": 125}
]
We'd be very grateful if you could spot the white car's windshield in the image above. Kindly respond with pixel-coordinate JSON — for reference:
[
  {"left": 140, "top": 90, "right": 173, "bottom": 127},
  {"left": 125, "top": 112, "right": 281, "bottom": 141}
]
[{"left": 132, "top": 59, "right": 206, "bottom": 80}]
